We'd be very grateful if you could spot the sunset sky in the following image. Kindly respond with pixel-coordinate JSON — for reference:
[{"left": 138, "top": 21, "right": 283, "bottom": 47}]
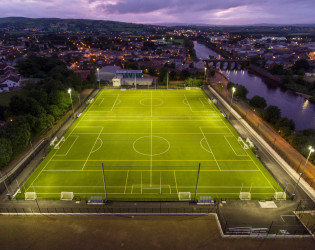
[{"left": 1, "top": 0, "right": 315, "bottom": 25}]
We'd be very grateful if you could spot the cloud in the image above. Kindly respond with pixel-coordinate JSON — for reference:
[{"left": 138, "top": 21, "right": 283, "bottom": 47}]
[{"left": 0, "top": 0, "right": 314, "bottom": 25}]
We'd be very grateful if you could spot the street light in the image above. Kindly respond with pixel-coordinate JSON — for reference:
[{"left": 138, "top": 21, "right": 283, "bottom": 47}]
[
  {"left": 291, "top": 145, "right": 314, "bottom": 199},
  {"left": 228, "top": 87, "right": 235, "bottom": 118},
  {"left": 204, "top": 67, "right": 207, "bottom": 84},
  {"left": 68, "top": 88, "right": 74, "bottom": 118},
  {"left": 97, "top": 68, "right": 100, "bottom": 89}
]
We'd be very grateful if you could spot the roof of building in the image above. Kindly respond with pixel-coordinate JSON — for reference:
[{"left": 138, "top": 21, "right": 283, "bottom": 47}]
[
  {"left": 116, "top": 70, "right": 142, "bottom": 74},
  {"left": 99, "top": 65, "right": 122, "bottom": 74}
]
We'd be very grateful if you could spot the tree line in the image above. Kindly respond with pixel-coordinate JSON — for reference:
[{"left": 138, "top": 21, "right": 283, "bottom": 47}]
[{"left": 0, "top": 55, "right": 95, "bottom": 170}]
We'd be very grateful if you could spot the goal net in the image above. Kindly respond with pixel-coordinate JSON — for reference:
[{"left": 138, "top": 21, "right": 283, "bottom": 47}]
[
  {"left": 274, "top": 192, "right": 286, "bottom": 200},
  {"left": 178, "top": 192, "right": 191, "bottom": 201},
  {"left": 246, "top": 138, "right": 254, "bottom": 148},
  {"left": 54, "top": 137, "right": 65, "bottom": 149},
  {"left": 50, "top": 136, "right": 58, "bottom": 146},
  {"left": 238, "top": 137, "right": 249, "bottom": 149},
  {"left": 25, "top": 192, "right": 37, "bottom": 200},
  {"left": 239, "top": 192, "right": 251, "bottom": 200},
  {"left": 60, "top": 192, "right": 74, "bottom": 200}
]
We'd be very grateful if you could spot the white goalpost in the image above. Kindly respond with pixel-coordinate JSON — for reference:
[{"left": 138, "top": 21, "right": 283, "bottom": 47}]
[
  {"left": 178, "top": 192, "right": 191, "bottom": 201},
  {"left": 238, "top": 137, "right": 249, "bottom": 149},
  {"left": 239, "top": 183, "right": 252, "bottom": 200},
  {"left": 246, "top": 138, "right": 254, "bottom": 148},
  {"left": 54, "top": 137, "right": 65, "bottom": 150},
  {"left": 60, "top": 192, "right": 74, "bottom": 200},
  {"left": 50, "top": 136, "right": 58, "bottom": 146},
  {"left": 274, "top": 192, "right": 286, "bottom": 200},
  {"left": 25, "top": 192, "right": 37, "bottom": 200}
]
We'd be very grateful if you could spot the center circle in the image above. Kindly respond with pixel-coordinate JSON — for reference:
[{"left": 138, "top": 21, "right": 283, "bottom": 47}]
[
  {"left": 133, "top": 136, "right": 170, "bottom": 156},
  {"left": 140, "top": 98, "right": 164, "bottom": 106}
]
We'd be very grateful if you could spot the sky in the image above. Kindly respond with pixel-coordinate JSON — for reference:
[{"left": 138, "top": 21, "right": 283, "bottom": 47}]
[{"left": 0, "top": 0, "right": 315, "bottom": 25}]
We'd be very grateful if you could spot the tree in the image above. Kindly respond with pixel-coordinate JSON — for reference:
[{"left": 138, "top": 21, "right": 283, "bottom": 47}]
[
  {"left": 0, "top": 138, "right": 13, "bottom": 169},
  {"left": 275, "top": 117, "right": 295, "bottom": 131},
  {"left": 184, "top": 78, "right": 203, "bottom": 87},
  {"left": 5, "top": 116, "right": 31, "bottom": 156},
  {"left": 234, "top": 85, "right": 248, "bottom": 100},
  {"left": 292, "top": 59, "right": 310, "bottom": 73},
  {"left": 263, "top": 105, "right": 281, "bottom": 125},
  {"left": 158, "top": 67, "right": 168, "bottom": 84},
  {"left": 249, "top": 96, "right": 267, "bottom": 109}
]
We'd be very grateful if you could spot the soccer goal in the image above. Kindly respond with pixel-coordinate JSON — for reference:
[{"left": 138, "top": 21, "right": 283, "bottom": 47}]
[
  {"left": 25, "top": 192, "right": 37, "bottom": 200},
  {"left": 50, "top": 136, "right": 58, "bottom": 146},
  {"left": 239, "top": 192, "right": 251, "bottom": 200},
  {"left": 178, "top": 192, "right": 191, "bottom": 201},
  {"left": 274, "top": 192, "right": 286, "bottom": 200},
  {"left": 54, "top": 137, "right": 65, "bottom": 150},
  {"left": 60, "top": 192, "right": 74, "bottom": 200},
  {"left": 238, "top": 137, "right": 249, "bottom": 149},
  {"left": 246, "top": 138, "right": 254, "bottom": 148}
]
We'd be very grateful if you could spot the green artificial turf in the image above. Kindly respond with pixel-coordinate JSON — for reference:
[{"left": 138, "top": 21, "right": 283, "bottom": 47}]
[{"left": 17, "top": 89, "right": 283, "bottom": 201}]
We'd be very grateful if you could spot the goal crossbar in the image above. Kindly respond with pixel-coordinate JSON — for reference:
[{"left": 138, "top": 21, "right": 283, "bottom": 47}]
[
  {"left": 60, "top": 192, "right": 74, "bottom": 200},
  {"left": 274, "top": 192, "right": 286, "bottom": 200},
  {"left": 54, "top": 137, "right": 65, "bottom": 150},
  {"left": 178, "top": 192, "right": 191, "bottom": 201},
  {"left": 25, "top": 192, "right": 37, "bottom": 200},
  {"left": 239, "top": 192, "right": 251, "bottom": 200}
]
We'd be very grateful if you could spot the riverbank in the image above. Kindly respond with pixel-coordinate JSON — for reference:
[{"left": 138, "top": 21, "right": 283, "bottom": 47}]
[{"left": 208, "top": 72, "right": 315, "bottom": 190}]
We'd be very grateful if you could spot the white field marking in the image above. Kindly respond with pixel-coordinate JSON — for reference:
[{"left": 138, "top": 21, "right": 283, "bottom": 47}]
[
  {"left": 84, "top": 115, "right": 219, "bottom": 118},
  {"left": 42, "top": 169, "right": 259, "bottom": 172},
  {"left": 133, "top": 136, "right": 170, "bottom": 156},
  {"left": 31, "top": 185, "right": 271, "bottom": 189},
  {"left": 224, "top": 135, "right": 247, "bottom": 157},
  {"left": 216, "top": 116, "right": 277, "bottom": 191},
  {"left": 55, "top": 135, "right": 79, "bottom": 157},
  {"left": 139, "top": 98, "right": 164, "bottom": 107},
  {"left": 81, "top": 119, "right": 223, "bottom": 122},
  {"left": 124, "top": 170, "right": 129, "bottom": 194},
  {"left": 176, "top": 185, "right": 272, "bottom": 189},
  {"left": 184, "top": 94, "right": 213, "bottom": 112},
  {"left": 151, "top": 91, "right": 153, "bottom": 118},
  {"left": 91, "top": 138, "right": 103, "bottom": 154},
  {"left": 97, "top": 98, "right": 104, "bottom": 106},
  {"left": 199, "top": 127, "right": 221, "bottom": 171},
  {"left": 50, "top": 159, "right": 252, "bottom": 162},
  {"left": 72, "top": 132, "right": 232, "bottom": 135},
  {"left": 110, "top": 95, "right": 120, "bottom": 112},
  {"left": 200, "top": 138, "right": 211, "bottom": 153},
  {"left": 199, "top": 98, "right": 205, "bottom": 106},
  {"left": 182, "top": 99, "right": 189, "bottom": 106},
  {"left": 82, "top": 127, "right": 104, "bottom": 170},
  {"left": 150, "top": 119, "right": 152, "bottom": 186}
]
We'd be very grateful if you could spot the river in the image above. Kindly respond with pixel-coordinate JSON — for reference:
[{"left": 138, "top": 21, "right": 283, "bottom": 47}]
[{"left": 194, "top": 41, "right": 315, "bottom": 131}]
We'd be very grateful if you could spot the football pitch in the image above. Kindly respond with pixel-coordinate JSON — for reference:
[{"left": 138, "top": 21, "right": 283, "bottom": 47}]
[{"left": 18, "top": 89, "right": 283, "bottom": 201}]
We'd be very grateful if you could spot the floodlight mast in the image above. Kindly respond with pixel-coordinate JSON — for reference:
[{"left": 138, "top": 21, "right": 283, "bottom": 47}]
[
  {"left": 291, "top": 146, "right": 314, "bottom": 199},
  {"left": 204, "top": 67, "right": 207, "bottom": 85},
  {"left": 97, "top": 68, "right": 100, "bottom": 89},
  {"left": 68, "top": 88, "right": 74, "bottom": 118},
  {"left": 227, "top": 87, "right": 236, "bottom": 119}
]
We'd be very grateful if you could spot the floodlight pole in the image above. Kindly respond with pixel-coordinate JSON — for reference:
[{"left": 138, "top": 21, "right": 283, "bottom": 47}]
[
  {"left": 204, "top": 67, "right": 207, "bottom": 85},
  {"left": 291, "top": 146, "right": 314, "bottom": 199},
  {"left": 97, "top": 68, "right": 100, "bottom": 89},
  {"left": 194, "top": 163, "right": 201, "bottom": 203},
  {"left": 228, "top": 87, "right": 235, "bottom": 119},
  {"left": 167, "top": 71, "right": 169, "bottom": 90},
  {"left": 68, "top": 89, "right": 74, "bottom": 119},
  {"left": 135, "top": 74, "right": 137, "bottom": 89},
  {"left": 102, "top": 163, "right": 108, "bottom": 202}
]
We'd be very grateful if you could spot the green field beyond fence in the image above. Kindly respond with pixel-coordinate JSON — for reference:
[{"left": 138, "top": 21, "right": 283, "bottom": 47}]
[{"left": 17, "top": 89, "right": 283, "bottom": 201}]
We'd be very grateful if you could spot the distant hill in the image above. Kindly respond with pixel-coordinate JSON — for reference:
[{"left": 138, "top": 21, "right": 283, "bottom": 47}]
[{"left": 0, "top": 17, "right": 161, "bottom": 34}]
